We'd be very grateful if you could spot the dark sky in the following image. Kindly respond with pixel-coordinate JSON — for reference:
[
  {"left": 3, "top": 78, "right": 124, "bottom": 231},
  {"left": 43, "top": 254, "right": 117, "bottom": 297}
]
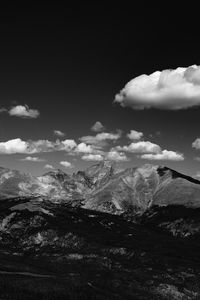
[{"left": 0, "top": 4, "right": 200, "bottom": 176}]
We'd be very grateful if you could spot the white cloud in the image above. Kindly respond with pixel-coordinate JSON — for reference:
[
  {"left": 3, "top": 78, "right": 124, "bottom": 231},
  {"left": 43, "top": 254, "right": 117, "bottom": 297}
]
[
  {"left": 28, "top": 139, "right": 58, "bottom": 154},
  {"left": 116, "top": 139, "right": 184, "bottom": 161},
  {"left": 127, "top": 130, "right": 143, "bottom": 140},
  {"left": 192, "top": 138, "right": 200, "bottom": 149},
  {"left": 117, "top": 141, "right": 161, "bottom": 153},
  {"left": 44, "top": 164, "right": 54, "bottom": 169},
  {"left": 94, "top": 131, "right": 122, "bottom": 141},
  {"left": 82, "top": 150, "right": 128, "bottom": 162},
  {"left": 115, "top": 65, "right": 200, "bottom": 110},
  {"left": 91, "top": 121, "right": 105, "bottom": 132},
  {"left": 149, "top": 131, "right": 161, "bottom": 138},
  {"left": 53, "top": 130, "right": 65, "bottom": 137},
  {"left": 0, "top": 138, "right": 29, "bottom": 154},
  {"left": 0, "top": 107, "right": 7, "bottom": 113},
  {"left": 82, "top": 154, "right": 104, "bottom": 161},
  {"left": 75, "top": 142, "right": 94, "bottom": 154},
  {"left": 106, "top": 150, "right": 128, "bottom": 161},
  {"left": 60, "top": 139, "right": 77, "bottom": 151},
  {"left": 0, "top": 138, "right": 57, "bottom": 155},
  {"left": 20, "top": 156, "right": 46, "bottom": 162},
  {"left": 80, "top": 131, "right": 122, "bottom": 147},
  {"left": 9, "top": 105, "right": 40, "bottom": 118},
  {"left": 140, "top": 150, "right": 184, "bottom": 161},
  {"left": 60, "top": 161, "right": 73, "bottom": 168},
  {"left": 0, "top": 138, "right": 92, "bottom": 156},
  {"left": 0, "top": 136, "right": 184, "bottom": 164}
]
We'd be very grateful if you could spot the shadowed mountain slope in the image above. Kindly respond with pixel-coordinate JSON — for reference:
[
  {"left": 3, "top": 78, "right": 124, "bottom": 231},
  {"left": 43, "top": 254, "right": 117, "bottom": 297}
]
[{"left": 1, "top": 163, "right": 200, "bottom": 298}]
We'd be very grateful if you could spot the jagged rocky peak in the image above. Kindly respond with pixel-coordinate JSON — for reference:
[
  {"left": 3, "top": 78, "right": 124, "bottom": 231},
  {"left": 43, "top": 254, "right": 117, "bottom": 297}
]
[
  {"left": 84, "top": 160, "right": 116, "bottom": 178},
  {"left": 74, "top": 160, "right": 116, "bottom": 187},
  {"left": 43, "top": 168, "right": 71, "bottom": 182}
]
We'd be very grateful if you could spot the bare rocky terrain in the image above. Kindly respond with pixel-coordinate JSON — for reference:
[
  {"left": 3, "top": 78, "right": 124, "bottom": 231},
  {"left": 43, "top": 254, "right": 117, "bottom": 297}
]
[{"left": 0, "top": 162, "right": 200, "bottom": 299}]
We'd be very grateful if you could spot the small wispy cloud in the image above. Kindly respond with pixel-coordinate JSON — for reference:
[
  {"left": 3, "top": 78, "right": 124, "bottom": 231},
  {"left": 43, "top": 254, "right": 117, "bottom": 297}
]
[
  {"left": 82, "top": 154, "right": 104, "bottom": 161},
  {"left": 53, "top": 130, "right": 65, "bottom": 137},
  {"left": 192, "top": 138, "right": 200, "bottom": 150},
  {"left": 91, "top": 121, "right": 105, "bottom": 132},
  {"left": 20, "top": 156, "right": 46, "bottom": 162},
  {"left": 44, "top": 164, "right": 54, "bottom": 169},
  {"left": 126, "top": 130, "right": 143, "bottom": 140},
  {"left": 0, "top": 107, "right": 7, "bottom": 113},
  {"left": 8, "top": 105, "right": 40, "bottom": 118},
  {"left": 60, "top": 161, "right": 73, "bottom": 168}
]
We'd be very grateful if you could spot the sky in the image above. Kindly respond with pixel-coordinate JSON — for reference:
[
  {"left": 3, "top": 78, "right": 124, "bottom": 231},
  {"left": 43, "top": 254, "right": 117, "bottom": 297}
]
[{"left": 1, "top": 4, "right": 200, "bottom": 176}]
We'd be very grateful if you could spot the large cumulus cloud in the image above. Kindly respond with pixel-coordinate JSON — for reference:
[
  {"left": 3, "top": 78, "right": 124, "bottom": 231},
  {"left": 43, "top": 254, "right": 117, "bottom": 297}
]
[{"left": 115, "top": 65, "right": 200, "bottom": 110}]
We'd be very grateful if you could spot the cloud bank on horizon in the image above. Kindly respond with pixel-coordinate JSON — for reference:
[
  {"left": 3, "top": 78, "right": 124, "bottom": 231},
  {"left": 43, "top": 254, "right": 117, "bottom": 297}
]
[
  {"left": 115, "top": 65, "right": 200, "bottom": 110},
  {"left": 0, "top": 128, "right": 184, "bottom": 164}
]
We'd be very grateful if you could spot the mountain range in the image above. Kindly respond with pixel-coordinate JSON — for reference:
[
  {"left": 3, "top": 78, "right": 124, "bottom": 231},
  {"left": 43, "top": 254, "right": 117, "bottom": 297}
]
[
  {"left": 1, "top": 162, "right": 200, "bottom": 299},
  {"left": 1, "top": 161, "right": 200, "bottom": 213}
]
